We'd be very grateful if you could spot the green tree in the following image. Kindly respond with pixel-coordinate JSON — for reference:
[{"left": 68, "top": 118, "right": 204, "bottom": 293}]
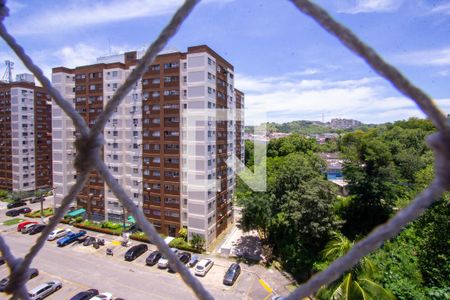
[
  {"left": 178, "top": 228, "right": 188, "bottom": 241},
  {"left": 190, "top": 234, "right": 205, "bottom": 251},
  {"left": 317, "top": 233, "right": 395, "bottom": 300},
  {"left": 240, "top": 193, "right": 272, "bottom": 239}
]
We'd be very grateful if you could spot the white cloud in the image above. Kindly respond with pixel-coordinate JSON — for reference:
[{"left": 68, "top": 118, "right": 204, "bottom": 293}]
[
  {"left": 238, "top": 72, "right": 450, "bottom": 125},
  {"left": 430, "top": 3, "right": 450, "bottom": 15},
  {"left": 10, "top": 0, "right": 183, "bottom": 35},
  {"left": 394, "top": 46, "right": 450, "bottom": 67},
  {"left": 8, "top": 0, "right": 231, "bottom": 35},
  {"left": 340, "top": 0, "right": 403, "bottom": 14}
]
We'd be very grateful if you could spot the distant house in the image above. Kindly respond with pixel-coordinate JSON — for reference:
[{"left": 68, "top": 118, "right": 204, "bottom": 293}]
[
  {"left": 319, "top": 152, "right": 348, "bottom": 196},
  {"left": 310, "top": 133, "right": 339, "bottom": 144}
]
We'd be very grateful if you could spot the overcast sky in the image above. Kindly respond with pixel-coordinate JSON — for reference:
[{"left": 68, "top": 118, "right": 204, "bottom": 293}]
[{"left": 1, "top": 0, "right": 450, "bottom": 125}]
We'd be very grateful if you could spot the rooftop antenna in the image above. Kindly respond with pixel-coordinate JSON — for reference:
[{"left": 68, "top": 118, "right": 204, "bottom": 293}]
[
  {"left": 322, "top": 112, "right": 324, "bottom": 123},
  {"left": 2, "top": 60, "right": 14, "bottom": 83}
]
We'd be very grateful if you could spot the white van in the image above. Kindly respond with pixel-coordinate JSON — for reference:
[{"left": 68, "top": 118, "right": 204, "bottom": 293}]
[
  {"left": 28, "top": 281, "right": 62, "bottom": 300},
  {"left": 47, "top": 229, "right": 69, "bottom": 241}
]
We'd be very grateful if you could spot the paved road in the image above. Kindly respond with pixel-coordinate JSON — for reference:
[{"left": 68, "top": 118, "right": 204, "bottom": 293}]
[{"left": 0, "top": 223, "right": 269, "bottom": 299}]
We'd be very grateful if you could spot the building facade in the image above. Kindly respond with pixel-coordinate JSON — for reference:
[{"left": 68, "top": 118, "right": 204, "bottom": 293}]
[
  {"left": 0, "top": 74, "right": 52, "bottom": 192},
  {"left": 52, "top": 45, "right": 244, "bottom": 245}
]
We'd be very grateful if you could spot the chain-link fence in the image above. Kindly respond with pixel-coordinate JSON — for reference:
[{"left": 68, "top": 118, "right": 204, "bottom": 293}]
[{"left": 0, "top": 0, "right": 449, "bottom": 299}]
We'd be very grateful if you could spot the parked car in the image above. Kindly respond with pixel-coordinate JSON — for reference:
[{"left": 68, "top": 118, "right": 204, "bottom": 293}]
[
  {"left": 29, "top": 224, "right": 46, "bottom": 235},
  {"left": 124, "top": 244, "right": 148, "bottom": 261},
  {"left": 90, "top": 292, "right": 113, "bottom": 300},
  {"left": 57, "top": 230, "right": 86, "bottom": 247},
  {"left": 18, "top": 207, "right": 31, "bottom": 214},
  {"left": 28, "top": 280, "right": 62, "bottom": 300},
  {"left": 83, "top": 236, "right": 96, "bottom": 246},
  {"left": 77, "top": 235, "right": 88, "bottom": 244},
  {"left": 7, "top": 201, "right": 26, "bottom": 209},
  {"left": 0, "top": 268, "right": 39, "bottom": 292},
  {"left": 22, "top": 224, "right": 38, "bottom": 234},
  {"left": 157, "top": 248, "right": 178, "bottom": 269},
  {"left": 17, "top": 221, "right": 38, "bottom": 232},
  {"left": 194, "top": 258, "right": 214, "bottom": 277},
  {"left": 188, "top": 255, "right": 200, "bottom": 268},
  {"left": 48, "top": 228, "right": 70, "bottom": 241},
  {"left": 30, "top": 197, "right": 45, "bottom": 204},
  {"left": 168, "top": 252, "right": 192, "bottom": 273},
  {"left": 5, "top": 209, "right": 20, "bottom": 217},
  {"left": 145, "top": 251, "right": 162, "bottom": 266},
  {"left": 69, "top": 288, "right": 99, "bottom": 300},
  {"left": 223, "top": 263, "right": 241, "bottom": 286},
  {"left": 106, "top": 248, "right": 114, "bottom": 256}
]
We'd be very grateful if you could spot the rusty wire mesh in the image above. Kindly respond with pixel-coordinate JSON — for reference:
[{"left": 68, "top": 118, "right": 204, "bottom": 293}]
[{"left": 0, "top": 0, "right": 449, "bottom": 299}]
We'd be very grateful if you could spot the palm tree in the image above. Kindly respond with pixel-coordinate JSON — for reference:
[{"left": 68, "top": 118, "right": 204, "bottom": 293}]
[{"left": 318, "top": 232, "right": 396, "bottom": 300}]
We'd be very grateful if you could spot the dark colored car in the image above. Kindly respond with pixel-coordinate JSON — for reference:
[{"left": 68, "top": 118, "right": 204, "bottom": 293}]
[
  {"left": 7, "top": 201, "right": 26, "bottom": 209},
  {"left": 124, "top": 244, "right": 148, "bottom": 261},
  {"left": 223, "top": 263, "right": 241, "bottom": 286},
  {"left": 145, "top": 251, "right": 162, "bottom": 266},
  {"left": 18, "top": 207, "right": 31, "bottom": 214},
  {"left": 29, "top": 224, "right": 46, "bottom": 235},
  {"left": 188, "top": 255, "right": 200, "bottom": 267},
  {"left": 0, "top": 257, "right": 4, "bottom": 266},
  {"left": 83, "top": 236, "right": 96, "bottom": 246},
  {"left": 77, "top": 235, "right": 88, "bottom": 244},
  {"left": 30, "top": 197, "right": 45, "bottom": 204},
  {"left": 5, "top": 209, "right": 20, "bottom": 217},
  {"left": 168, "top": 252, "right": 192, "bottom": 273},
  {"left": 0, "top": 268, "right": 38, "bottom": 292},
  {"left": 69, "top": 288, "right": 99, "bottom": 300}
]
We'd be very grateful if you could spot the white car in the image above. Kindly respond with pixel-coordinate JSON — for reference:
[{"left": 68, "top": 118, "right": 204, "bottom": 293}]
[
  {"left": 194, "top": 258, "right": 214, "bottom": 276},
  {"left": 157, "top": 248, "right": 178, "bottom": 269},
  {"left": 47, "top": 228, "right": 70, "bottom": 241},
  {"left": 91, "top": 292, "right": 113, "bottom": 300},
  {"left": 28, "top": 280, "right": 62, "bottom": 300}
]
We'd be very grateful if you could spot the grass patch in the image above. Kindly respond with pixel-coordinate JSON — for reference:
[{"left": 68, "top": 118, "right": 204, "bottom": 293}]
[
  {"left": 25, "top": 208, "right": 54, "bottom": 218},
  {"left": 3, "top": 218, "right": 25, "bottom": 226},
  {"left": 73, "top": 220, "right": 124, "bottom": 235}
]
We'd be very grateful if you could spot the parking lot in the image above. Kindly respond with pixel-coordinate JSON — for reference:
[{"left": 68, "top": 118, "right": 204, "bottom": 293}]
[{"left": 0, "top": 203, "right": 275, "bottom": 299}]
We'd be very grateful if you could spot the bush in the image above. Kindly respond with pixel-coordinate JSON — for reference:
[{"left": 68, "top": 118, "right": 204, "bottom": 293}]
[
  {"left": 101, "top": 221, "right": 122, "bottom": 230},
  {"left": 75, "top": 216, "right": 84, "bottom": 223},
  {"left": 73, "top": 223, "right": 122, "bottom": 236},
  {"left": 130, "top": 232, "right": 151, "bottom": 243},
  {"left": 0, "top": 189, "right": 9, "bottom": 199},
  {"left": 169, "top": 237, "right": 201, "bottom": 253}
]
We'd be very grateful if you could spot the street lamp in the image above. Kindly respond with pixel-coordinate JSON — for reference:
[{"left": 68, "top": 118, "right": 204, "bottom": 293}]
[
  {"left": 39, "top": 195, "right": 45, "bottom": 224},
  {"left": 88, "top": 193, "right": 93, "bottom": 221}
]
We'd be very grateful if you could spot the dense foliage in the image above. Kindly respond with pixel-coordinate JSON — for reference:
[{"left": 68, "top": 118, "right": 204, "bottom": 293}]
[
  {"left": 237, "top": 118, "right": 449, "bottom": 299},
  {"left": 245, "top": 120, "right": 374, "bottom": 135}
]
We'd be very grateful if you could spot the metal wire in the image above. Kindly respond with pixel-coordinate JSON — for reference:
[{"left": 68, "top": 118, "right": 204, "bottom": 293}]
[{"left": 0, "top": 0, "right": 449, "bottom": 299}]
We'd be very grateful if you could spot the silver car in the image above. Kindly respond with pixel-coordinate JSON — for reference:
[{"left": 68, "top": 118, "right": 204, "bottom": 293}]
[{"left": 28, "top": 280, "right": 62, "bottom": 300}]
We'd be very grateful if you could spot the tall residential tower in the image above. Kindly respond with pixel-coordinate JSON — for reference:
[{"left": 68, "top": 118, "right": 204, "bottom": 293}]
[
  {"left": 52, "top": 45, "right": 244, "bottom": 245},
  {"left": 0, "top": 74, "right": 52, "bottom": 192}
]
